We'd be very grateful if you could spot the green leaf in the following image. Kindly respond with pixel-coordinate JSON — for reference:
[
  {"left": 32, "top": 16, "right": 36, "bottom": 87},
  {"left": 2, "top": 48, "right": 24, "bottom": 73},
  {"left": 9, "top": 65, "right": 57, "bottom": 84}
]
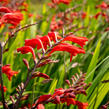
[
  {"left": 48, "top": 78, "right": 57, "bottom": 94},
  {"left": 86, "top": 39, "right": 101, "bottom": 83},
  {"left": 88, "top": 71, "right": 109, "bottom": 109},
  {"left": 87, "top": 56, "right": 109, "bottom": 98}
]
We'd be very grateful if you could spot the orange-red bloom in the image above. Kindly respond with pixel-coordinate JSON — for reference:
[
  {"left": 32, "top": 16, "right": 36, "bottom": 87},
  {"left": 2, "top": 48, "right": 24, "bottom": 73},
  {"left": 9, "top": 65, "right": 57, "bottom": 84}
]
[
  {"left": 59, "top": 0, "right": 71, "bottom": 5},
  {"left": 76, "top": 101, "right": 88, "bottom": 109},
  {"left": 0, "top": 11, "right": 23, "bottom": 28},
  {"left": 37, "top": 94, "right": 51, "bottom": 104},
  {"left": 49, "top": 43, "right": 85, "bottom": 62},
  {"left": 37, "top": 104, "right": 45, "bottom": 109},
  {"left": 25, "top": 32, "right": 61, "bottom": 50},
  {"left": 2, "top": 64, "right": 18, "bottom": 80},
  {"left": 0, "top": 84, "right": 7, "bottom": 92},
  {"left": 52, "top": 88, "right": 65, "bottom": 98},
  {"left": 81, "top": 12, "right": 87, "bottom": 19},
  {"left": 96, "top": 2, "right": 108, "bottom": 9},
  {"left": 25, "top": 37, "right": 44, "bottom": 50},
  {"left": 17, "top": 46, "right": 36, "bottom": 59},
  {"left": 51, "top": 0, "right": 71, "bottom": 5},
  {"left": 48, "top": 32, "right": 61, "bottom": 42},
  {"left": 94, "top": 12, "right": 107, "bottom": 19},
  {"left": 61, "top": 98, "right": 76, "bottom": 106},
  {"left": 0, "top": 7, "right": 12, "bottom": 13},
  {"left": 62, "top": 35, "right": 88, "bottom": 48}
]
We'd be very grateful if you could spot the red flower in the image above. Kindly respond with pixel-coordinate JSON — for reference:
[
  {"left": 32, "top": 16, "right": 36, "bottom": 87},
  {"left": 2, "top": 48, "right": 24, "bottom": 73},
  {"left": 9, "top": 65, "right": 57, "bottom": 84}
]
[
  {"left": 25, "top": 37, "right": 45, "bottom": 49},
  {"left": 61, "top": 98, "right": 76, "bottom": 106},
  {"left": 36, "top": 94, "right": 51, "bottom": 104},
  {"left": 48, "top": 32, "right": 62, "bottom": 42},
  {"left": 0, "top": 84, "right": 7, "bottom": 92},
  {"left": 97, "top": 2, "right": 108, "bottom": 9},
  {"left": 94, "top": 12, "right": 107, "bottom": 19},
  {"left": 51, "top": 0, "right": 71, "bottom": 5},
  {"left": 94, "top": 12, "right": 101, "bottom": 19},
  {"left": 62, "top": 35, "right": 88, "bottom": 47},
  {"left": 37, "top": 104, "right": 45, "bottom": 109},
  {"left": 0, "top": 11, "right": 23, "bottom": 28},
  {"left": 50, "top": 15, "right": 59, "bottom": 31},
  {"left": 52, "top": 0, "right": 60, "bottom": 4},
  {"left": 81, "top": 12, "right": 87, "bottom": 19},
  {"left": 52, "top": 88, "right": 65, "bottom": 98},
  {"left": 76, "top": 101, "right": 88, "bottom": 109},
  {"left": 49, "top": 43, "right": 85, "bottom": 62},
  {"left": 71, "top": 12, "right": 78, "bottom": 17},
  {"left": 17, "top": 46, "right": 36, "bottom": 59},
  {"left": 2, "top": 64, "right": 18, "bottom": 80},
  {"left": 59, "top": 0, "right": 71, "bottom": 5},
  {"left": 0, "top": 7, "right": 12, "bottom": 13},
  {"left": 25, "top": 32, "right": 62, "bottom": 50}
]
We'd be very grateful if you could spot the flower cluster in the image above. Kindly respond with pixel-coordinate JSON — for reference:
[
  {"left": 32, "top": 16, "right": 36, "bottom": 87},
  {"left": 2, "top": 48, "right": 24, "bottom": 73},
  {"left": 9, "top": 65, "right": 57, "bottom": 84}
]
[
  {"left": 50, "top": 9, "right": 87, "bottom": 31},
  {"left": 17, "top": 32, "right": 88, "bottom": 62},
  {"left": 0, "top": 7, "right": 23, "bottom": 29},
  {"left": 94, "top": 2, "right": 109, "bottom": 21},
  {"left": 2, "top": 64, "right": 18, "bottom": 81},
  {"left": 32, "top": 73, "right": 91, "bottom": 109}
]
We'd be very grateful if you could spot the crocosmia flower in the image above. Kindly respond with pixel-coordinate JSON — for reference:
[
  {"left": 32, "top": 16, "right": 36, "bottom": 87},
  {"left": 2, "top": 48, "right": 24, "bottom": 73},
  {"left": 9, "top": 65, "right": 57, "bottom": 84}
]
[
  {"left": 2, "top": 64, "right": 18, "bottom": 80},
  {"left": 59, "top": 0, "right": 71, "bottom": 5},
  {"left": 51, "top": 0, "right": 71, "bottom": 5},
  {"left": 0, "top": 10, "right": 23, "bottom": 28},
  {"left": 0, "top": 7, "right": 12, "bottom": 13},
  {"left": 36, "top": 94, "right": 51, "bottom": 104},
  {"left": 76, "top": 101, "right": 88, "bottom": 109},
  {"left": 37, "top": 104, "right": 45, "bottom": 109},
  {"left": 61, "top": 98, "right": 76, "bottom": 106},
  {"left": 17, "top": 46, "right": 36, "bottom": 59},
  {"left": 49, "top": 43, "right": 85, "bottom": 62},
  {"left": 0, "top": 84, "right": 7, "bottom": 92},
  {"left": 96, "top": 2, "right": 108, "bottom": 9},
  {"left": 62, "top": 35, "right": 88, "bottom": 48}
]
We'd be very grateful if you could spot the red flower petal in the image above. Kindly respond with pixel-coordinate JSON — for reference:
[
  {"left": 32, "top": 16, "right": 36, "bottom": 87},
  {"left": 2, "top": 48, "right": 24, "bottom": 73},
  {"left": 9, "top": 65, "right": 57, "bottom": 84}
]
[
  {"left": 2, "top": 65, "right": 18, "bottom": 80},
  {"left": 62, "top": 35, "right": 88, "bottom": 47},
  {"left": 52, "top": 88, "right": 65, "bottom": 98},
  {"left": 97, "top": 2, "right": 108, "bottom": 9},
  {"left": 59, "top": 0, "right": 71, "bottom": 5},
  {"left": 37, "top": 104, "right": 45, "bottom": 109},
  {"left": 0, "top": 7, "right": 12, "bottom": 13},
  {"left": 76, "top": 101, "right": 88, "bottom": 109},
  {"left": 49, "top": 43, "right": 85, "bottom": 62},
  {"left": 17, "top": 46, "right": 36, "bottom": 59},
  {"left": 0, "top": 84, "right": 7, "bottom": 92},
  {"left": 60, "top": 98, "right": 76, "bottom": 106},
  {"left": 48, "top": 32, "right": 62, "bottom": 42},
  {"left": 0, "top": 11, "right": 23, "bottom": 28},
  {"left": 37, "top": 94, "right": 51, "bottom": 104}
]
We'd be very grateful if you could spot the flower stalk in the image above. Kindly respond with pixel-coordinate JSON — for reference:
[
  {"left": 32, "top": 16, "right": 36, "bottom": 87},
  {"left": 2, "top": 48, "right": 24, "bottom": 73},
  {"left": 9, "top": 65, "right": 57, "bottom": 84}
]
[{"left": 0, "top": 42, "right": 6, "bottom": 109}]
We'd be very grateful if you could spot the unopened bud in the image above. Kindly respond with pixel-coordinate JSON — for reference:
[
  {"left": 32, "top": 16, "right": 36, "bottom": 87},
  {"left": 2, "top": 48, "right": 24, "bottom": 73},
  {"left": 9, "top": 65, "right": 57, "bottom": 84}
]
[
  {"left": 32, "top": 72, "right": 50, "bottom": 79},
  {"left": 20, "top": 94, "right": 29, "bottom": 101},
  {"left": 23, "top": 58, "right": 29, "bottom": 69},
  {"left": 65, "top": 80, "right": 71, "bottom": 86}
]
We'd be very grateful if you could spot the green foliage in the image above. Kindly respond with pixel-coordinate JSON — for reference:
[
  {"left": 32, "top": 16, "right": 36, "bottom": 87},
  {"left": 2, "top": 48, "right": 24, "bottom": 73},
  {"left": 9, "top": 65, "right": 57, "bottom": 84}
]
[{"left": 0, "top": 0, "right": 109, "bottom": 109}]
